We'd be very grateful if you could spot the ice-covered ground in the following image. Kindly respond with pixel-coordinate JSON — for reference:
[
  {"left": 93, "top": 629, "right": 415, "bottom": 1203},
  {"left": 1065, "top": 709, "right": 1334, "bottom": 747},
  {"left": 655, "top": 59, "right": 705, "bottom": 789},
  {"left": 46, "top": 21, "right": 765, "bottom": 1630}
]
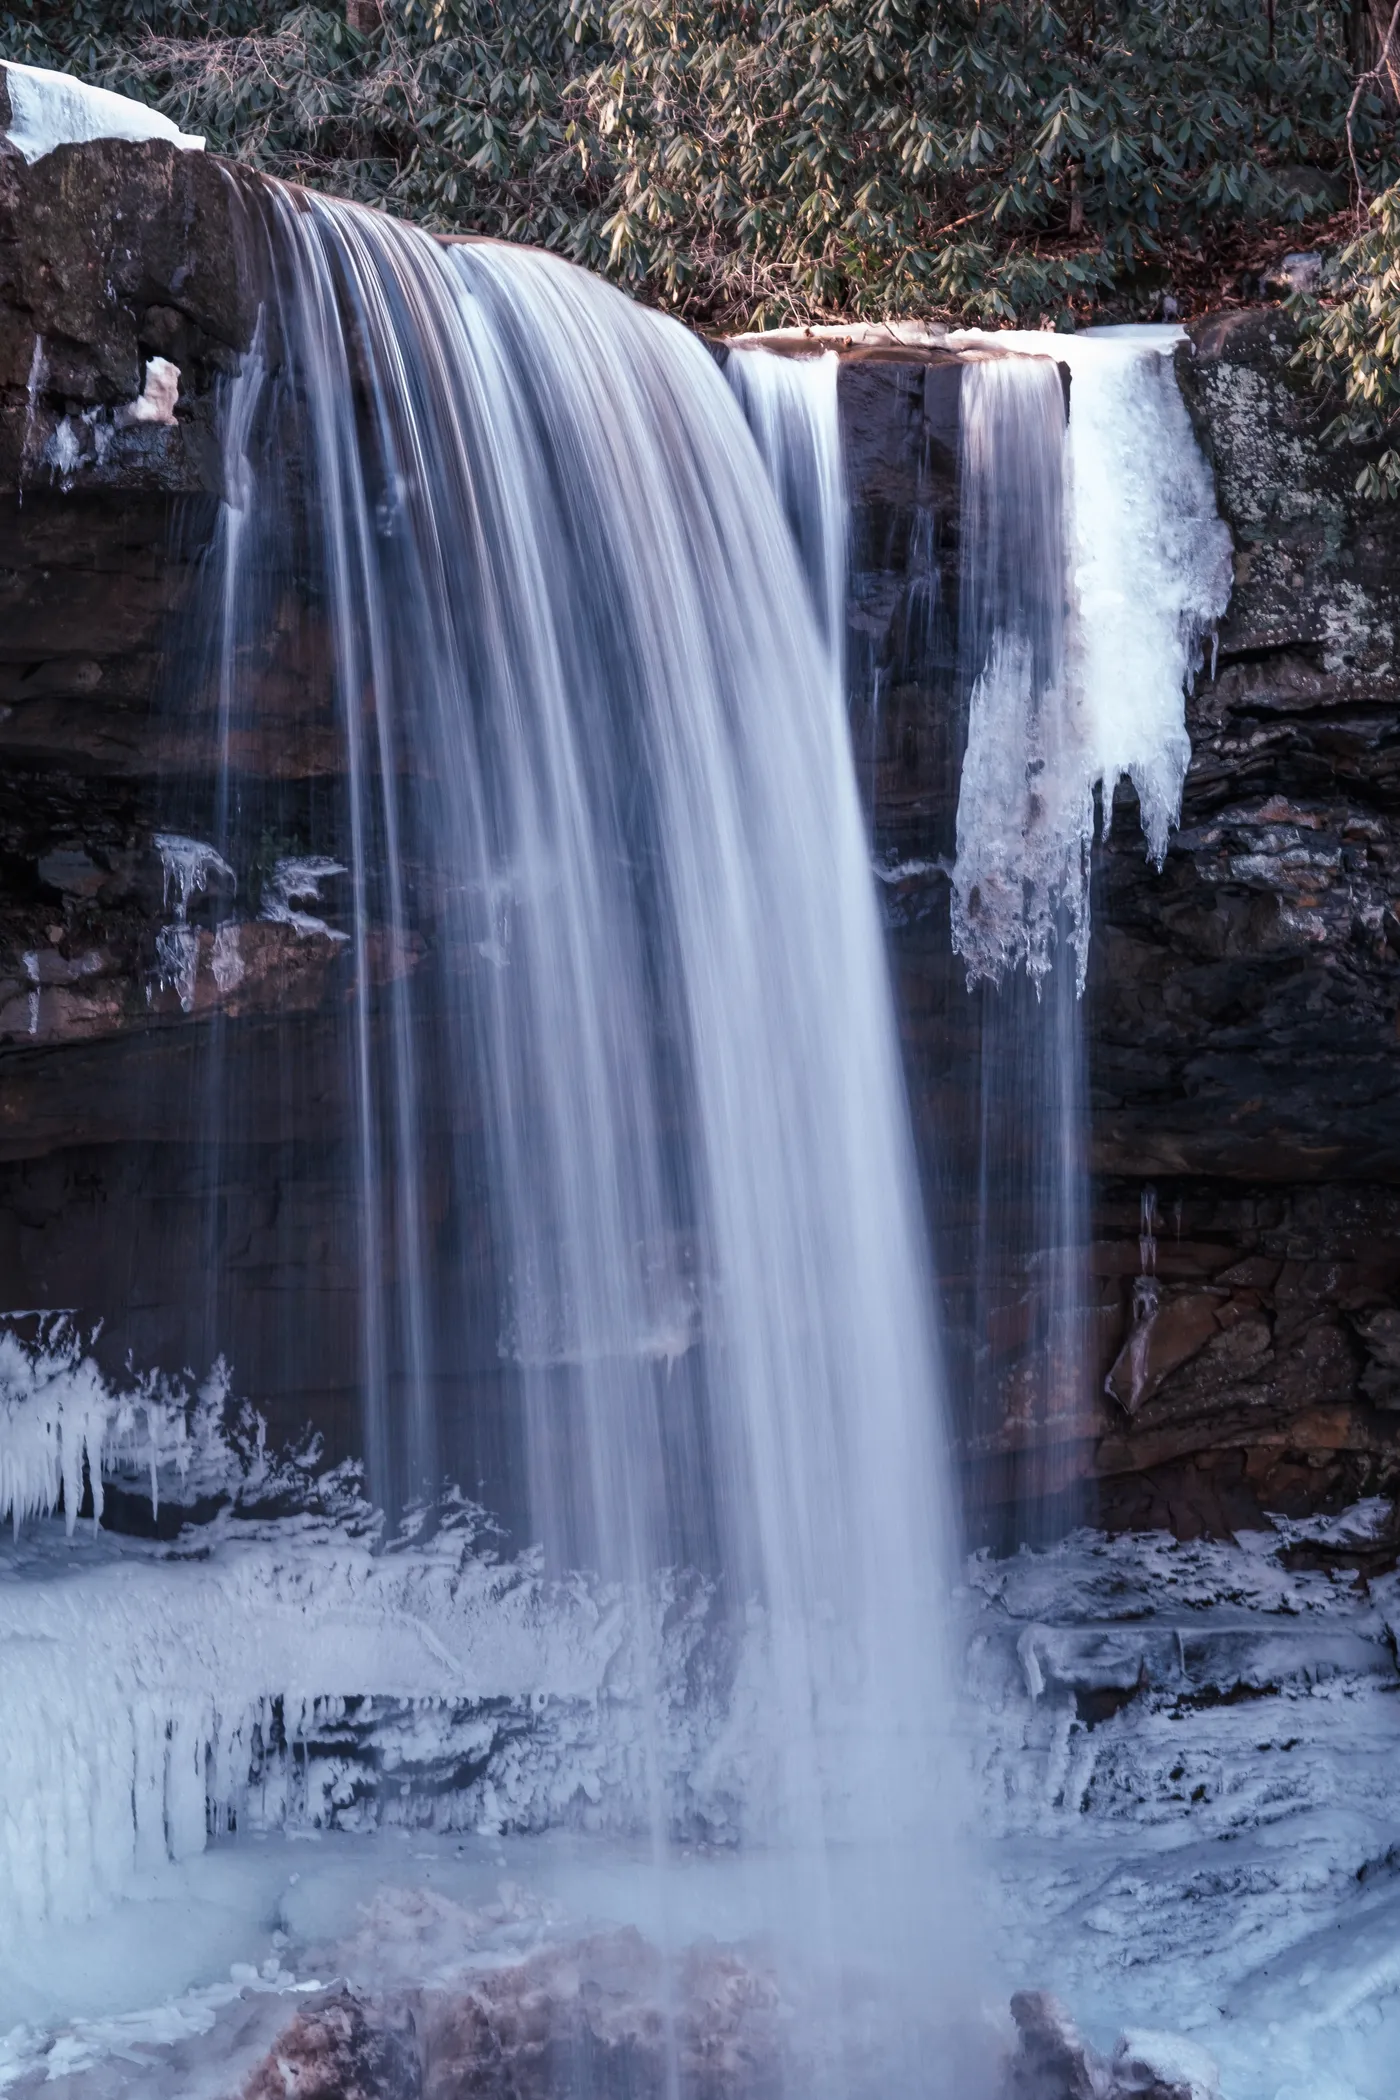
[
  {"left": 972, "top": 1513, "right": 1400, "bottom": 2100},
  {"left": 2, "top": 1501, "right": 1399, "bottom": 2094}
]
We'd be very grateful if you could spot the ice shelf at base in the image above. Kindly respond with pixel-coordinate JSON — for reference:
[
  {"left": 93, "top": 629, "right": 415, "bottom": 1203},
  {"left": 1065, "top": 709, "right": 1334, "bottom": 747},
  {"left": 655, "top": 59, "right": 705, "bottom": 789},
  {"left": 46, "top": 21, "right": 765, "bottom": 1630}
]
[
  {"left": 0, "top": 61, "right": 204, "bottom": 164},
  {"left": 0, "top": 1511, "right": 714, "bottom": 1960},
  {"left": 973, "top": 1514, "right": 1400, "bottom": 2100},
  {"left": 3, "top": 1513, "right": 1400, "bottom": 2095}
]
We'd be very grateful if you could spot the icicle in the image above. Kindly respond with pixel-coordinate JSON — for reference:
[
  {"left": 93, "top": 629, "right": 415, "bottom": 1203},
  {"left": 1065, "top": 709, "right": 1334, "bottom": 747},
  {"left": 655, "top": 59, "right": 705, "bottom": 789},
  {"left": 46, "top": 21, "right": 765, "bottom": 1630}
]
[
  {"left": 947, "top": 327, "right": 1232, "bottom": 990},
  {"left": 259, "top": 857, "right": 348, "bottom": 941}
]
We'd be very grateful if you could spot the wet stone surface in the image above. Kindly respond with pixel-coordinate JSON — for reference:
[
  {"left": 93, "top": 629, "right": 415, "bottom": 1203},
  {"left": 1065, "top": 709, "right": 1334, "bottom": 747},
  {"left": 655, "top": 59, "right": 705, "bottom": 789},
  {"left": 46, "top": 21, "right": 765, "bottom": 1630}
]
[{"left": 0, "top": 141, "right": 1395, "bottom": 1523}]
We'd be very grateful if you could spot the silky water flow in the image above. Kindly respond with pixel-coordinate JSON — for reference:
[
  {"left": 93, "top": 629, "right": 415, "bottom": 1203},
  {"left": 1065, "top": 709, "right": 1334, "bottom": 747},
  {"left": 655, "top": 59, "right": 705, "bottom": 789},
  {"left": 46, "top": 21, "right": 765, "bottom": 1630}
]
[
  {"left": 160, "top": 191, "right": 983, "bottom": 2091},
  {"left": 0, "top": 184, "right": 1244, "bottom": 2091},
  {"left": 943, "top": 331, "right": 1231, "bottom": 1535}
]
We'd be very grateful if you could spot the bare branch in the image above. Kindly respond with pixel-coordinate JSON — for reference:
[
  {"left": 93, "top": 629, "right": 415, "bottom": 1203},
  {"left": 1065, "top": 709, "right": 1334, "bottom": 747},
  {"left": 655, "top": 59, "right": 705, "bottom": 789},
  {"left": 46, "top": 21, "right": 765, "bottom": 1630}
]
[{"left": 1346, "top": 0, "right": 1400, "bottom": 220}]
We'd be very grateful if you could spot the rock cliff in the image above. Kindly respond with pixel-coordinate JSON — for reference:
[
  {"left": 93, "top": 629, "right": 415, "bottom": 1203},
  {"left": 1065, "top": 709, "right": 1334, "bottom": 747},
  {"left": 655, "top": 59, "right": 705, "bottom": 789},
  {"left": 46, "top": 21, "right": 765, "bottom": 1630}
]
[
  {"left": 1, "top": 134, "right": 1396, "bottom": 1538},
  {"left": 840, "top": 308, "right": 1400, "bottom": 1537}
]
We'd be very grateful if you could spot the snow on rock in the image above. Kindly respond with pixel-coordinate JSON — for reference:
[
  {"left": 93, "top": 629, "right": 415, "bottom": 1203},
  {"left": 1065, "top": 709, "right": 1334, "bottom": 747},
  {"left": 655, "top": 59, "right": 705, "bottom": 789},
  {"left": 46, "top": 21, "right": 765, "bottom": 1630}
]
[
  {"left": 1, "top": 61, "right": 204, "bottom": 164},
  {"left": 1003, "top": 1989, "right": 1111, "bottom": 2098},
  {"left": 1000, "top": 1996, "right": 1220, "bottom": 2100},
  {"left": 32, "top": 360, "right": 183, "bottom": 490},
  {"left": 1111, "top": 2031, "right": 1222, "bottom": 2100},
  {"left": 114, "top": 355, "right": 180, "bottom": 428}
]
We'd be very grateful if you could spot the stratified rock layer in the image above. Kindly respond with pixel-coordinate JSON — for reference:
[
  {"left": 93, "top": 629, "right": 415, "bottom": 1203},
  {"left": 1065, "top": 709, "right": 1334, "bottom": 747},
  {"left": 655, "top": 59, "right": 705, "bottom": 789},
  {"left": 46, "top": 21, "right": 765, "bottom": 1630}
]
[
  {"left": 0, "top": 137, "right": 1395, "bottom": 1532},
  {"left": 1083, "top": 315, "right": 1400, "bottom": 1534},
  {"left": 845, "top": 310, "right": 1400, "bottom": 1537}
]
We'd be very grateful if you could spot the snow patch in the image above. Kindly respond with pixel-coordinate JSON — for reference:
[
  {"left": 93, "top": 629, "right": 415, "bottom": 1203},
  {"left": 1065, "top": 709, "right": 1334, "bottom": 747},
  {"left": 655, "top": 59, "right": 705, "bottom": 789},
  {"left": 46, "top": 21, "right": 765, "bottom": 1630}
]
[
  {"left": 1112, "top": 2030, "right": 1222, "bottom": 2100},
  {"left": 1, "top": 61, "right": 204, "bottom": 164},
  {"left": 114, "top": 355, "right": 180, "bottom": 429},
  {"left": 32, "top": 361, "right": 182, "bottom": 488}
]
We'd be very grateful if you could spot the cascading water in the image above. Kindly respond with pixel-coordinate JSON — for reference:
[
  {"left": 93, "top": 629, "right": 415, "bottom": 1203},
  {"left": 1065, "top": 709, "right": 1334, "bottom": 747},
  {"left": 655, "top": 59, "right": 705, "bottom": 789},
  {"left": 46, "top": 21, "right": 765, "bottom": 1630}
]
[
  {"left": 943, "top": 330, "right": 1231, "bottom": 1531},
  {"left": 153, "top": 189, "right": 977, "bottom": 2085},
  {"left": 724, "top": 345, "right": 846, "bottom": 662},
  {"left": 0, "top": 74, "right": 1275, "bottom": 2091},
  {"left": 946, "top": 351, "right": 1091, "bottom": 1522}
]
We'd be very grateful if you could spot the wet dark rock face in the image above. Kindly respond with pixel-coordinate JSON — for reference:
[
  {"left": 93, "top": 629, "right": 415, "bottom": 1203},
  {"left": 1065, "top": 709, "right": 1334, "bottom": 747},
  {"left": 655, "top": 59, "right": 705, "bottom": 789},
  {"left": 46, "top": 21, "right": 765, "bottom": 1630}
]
[
  {"left": 0, "top": 139, "right": 371, "bottom": 1452},
  {"left": 1085, "top": 315, "right": 1400, "bottom": 1536},
  {"left": 0, "top": 138, "right": 1395, "bottom": 1533},
  {"left": 845, "top": 309, "right": 1400, "bottom": 1535}
]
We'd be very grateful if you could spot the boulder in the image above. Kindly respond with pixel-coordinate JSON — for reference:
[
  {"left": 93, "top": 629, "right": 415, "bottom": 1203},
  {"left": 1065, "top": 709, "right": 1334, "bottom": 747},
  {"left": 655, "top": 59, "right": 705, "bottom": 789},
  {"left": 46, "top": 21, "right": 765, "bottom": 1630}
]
[{"left": 1001, "top": 1995, "right": 1222, "bottom": 2100}]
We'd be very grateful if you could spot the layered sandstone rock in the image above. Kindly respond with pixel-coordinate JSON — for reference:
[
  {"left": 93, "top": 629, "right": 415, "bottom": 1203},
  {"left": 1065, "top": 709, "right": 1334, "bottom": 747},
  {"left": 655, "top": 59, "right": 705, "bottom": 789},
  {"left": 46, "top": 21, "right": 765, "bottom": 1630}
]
[
  {"left": 843, "top": 309, "right": 1400, "bottom": 1537},
  {"left": 0, "top": 132, "right": 1395, "bottom": 1535}
]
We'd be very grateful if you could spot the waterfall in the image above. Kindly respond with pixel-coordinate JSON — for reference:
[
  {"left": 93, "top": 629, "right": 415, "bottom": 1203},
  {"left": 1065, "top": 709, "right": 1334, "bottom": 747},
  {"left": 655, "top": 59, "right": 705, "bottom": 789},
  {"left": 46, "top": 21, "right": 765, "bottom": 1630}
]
[
  {"left": 162, "top": 186, "right": 974, "bottom": 2064},
  {"left": 725, "top": 345, "right": 847, "bottom": 663},
  {"left": 944, "top": 330, "right": 1231, "bottom": 1532}
]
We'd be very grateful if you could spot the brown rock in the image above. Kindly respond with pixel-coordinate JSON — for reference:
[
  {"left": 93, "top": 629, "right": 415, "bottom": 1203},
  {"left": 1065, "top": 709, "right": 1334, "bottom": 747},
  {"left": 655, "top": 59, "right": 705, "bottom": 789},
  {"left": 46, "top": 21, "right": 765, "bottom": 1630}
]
[
  {"left": 240, "top": 1993, "right": 421, "bottom": 2100},
  {"left": 1105, "top": 1292, "right": 1225, "bottom": 1414}
]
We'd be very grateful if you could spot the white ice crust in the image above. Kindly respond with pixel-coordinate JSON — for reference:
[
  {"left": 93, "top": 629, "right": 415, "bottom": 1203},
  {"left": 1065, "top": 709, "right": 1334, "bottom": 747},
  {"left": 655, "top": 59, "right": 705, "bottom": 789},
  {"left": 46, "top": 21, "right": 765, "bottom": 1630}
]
[
  {"left": 260, "top": 857, "right": 349, "bottom": 941},
  {"left": 1, "top": 60, "right": 204, "bottom": 165},
  {"left": 1, "top": 1501, "right": 1399, "bottom": 2094},
  {"left": 947, "top": 326, "right": 1233, "bottom": 987}
]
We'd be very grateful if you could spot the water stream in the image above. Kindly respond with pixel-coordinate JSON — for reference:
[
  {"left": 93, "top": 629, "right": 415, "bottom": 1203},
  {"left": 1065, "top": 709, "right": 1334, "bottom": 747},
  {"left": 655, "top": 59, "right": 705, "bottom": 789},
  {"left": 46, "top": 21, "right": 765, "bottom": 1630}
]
[
  {"left": 177, "top": 188, "right": 975, "bottom": 2084},
  {"left": 941, "top": 330, "right": 1231, "bottom": 1532},
  {"left": 0, "top": 166, "right": 1237, "bottom": 2092}
]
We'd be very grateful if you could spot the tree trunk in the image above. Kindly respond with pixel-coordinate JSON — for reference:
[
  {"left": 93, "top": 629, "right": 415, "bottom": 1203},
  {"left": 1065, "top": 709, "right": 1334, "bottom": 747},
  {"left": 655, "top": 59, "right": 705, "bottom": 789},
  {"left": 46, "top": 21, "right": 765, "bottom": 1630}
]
[{"left": 1350, "top": 0, "right": 1400, "bottom": 105}]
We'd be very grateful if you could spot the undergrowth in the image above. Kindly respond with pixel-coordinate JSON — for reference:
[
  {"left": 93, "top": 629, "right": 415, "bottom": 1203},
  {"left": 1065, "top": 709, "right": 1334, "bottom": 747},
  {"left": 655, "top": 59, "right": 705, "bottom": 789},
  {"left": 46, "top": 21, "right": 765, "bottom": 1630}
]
[{"left": 1, "top": 0, "right": 1397, "bottom": 486}]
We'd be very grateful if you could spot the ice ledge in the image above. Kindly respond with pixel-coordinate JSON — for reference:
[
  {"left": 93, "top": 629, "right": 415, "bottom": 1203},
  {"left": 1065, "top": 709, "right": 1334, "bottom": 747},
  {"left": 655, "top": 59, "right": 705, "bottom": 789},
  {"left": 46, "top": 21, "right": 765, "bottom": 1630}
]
[{"left": 1, "top": 59, "right": 204, "bottom": 165}]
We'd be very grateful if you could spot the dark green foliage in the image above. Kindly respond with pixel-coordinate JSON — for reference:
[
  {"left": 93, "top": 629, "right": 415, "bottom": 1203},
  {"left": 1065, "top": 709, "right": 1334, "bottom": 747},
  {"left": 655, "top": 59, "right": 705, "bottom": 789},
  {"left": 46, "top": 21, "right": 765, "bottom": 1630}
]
[
  {"left": 1298, "top": 183, "right": 1400, "bottom": 499},
  {"left": 586, "top": 0, "right": 1368, "bottom": 325},
  {"left": 0, "top": 1, "right": 615, "bottom": 254},
  {"left": 0, "top": 0, "right": 1385, "bottom": 329}
]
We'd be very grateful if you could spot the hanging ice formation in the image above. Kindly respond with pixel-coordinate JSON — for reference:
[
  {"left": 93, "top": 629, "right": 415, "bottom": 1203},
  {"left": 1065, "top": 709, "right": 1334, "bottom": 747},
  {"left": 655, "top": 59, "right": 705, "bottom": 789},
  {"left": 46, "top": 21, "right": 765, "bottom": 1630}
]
[
  {"left": 0, "top": 1321, "right": 233, "bottom": 1538},
  {"left": 909, "top": 329, "right": 1233, "bottom": 1537},
  {"left": 947, "top": 328, "right": 1233, "bottom": 990}
]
